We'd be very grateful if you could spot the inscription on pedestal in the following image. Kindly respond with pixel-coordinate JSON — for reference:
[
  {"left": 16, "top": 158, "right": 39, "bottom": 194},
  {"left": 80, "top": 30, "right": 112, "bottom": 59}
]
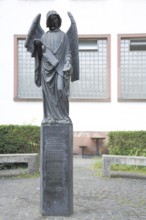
[{"left": 40, "top": 124, "right": 73, "bottom": 216}]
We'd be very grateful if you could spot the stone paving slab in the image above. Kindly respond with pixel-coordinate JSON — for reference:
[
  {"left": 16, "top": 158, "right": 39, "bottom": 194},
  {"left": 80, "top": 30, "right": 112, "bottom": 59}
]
[{"left": 0, "top": 157, "right": 146, "bottom": 220}]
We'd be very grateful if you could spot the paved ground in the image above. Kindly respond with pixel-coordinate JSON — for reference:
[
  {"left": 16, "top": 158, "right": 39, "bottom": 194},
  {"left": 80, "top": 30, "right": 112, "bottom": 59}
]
[{"left": 0, "top": 157, "right": 146, "bottom": 220}]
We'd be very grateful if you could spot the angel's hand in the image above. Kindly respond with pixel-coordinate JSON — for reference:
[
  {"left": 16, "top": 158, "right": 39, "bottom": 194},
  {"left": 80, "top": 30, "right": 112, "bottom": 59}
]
[
  {"left": 63, "top": 61, "right": 70, "bottom": 71},
  {"left": 63, "top": 61, "right": 72, "bottom": 78},
  {"left": 34, "top": 39, "right": 42, "bottom": 47},
  {"left": 34, "top": 39, "right": 43, "bottom": 58}
]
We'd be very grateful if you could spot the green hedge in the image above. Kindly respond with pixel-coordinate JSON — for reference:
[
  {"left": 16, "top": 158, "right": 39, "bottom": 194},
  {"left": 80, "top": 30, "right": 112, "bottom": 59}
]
[
  {"left": 107, "top": 131, "right": 146, "bottom": 156},
  {"left": 0, "top": 125, "right": 40, "bottom": 154}
]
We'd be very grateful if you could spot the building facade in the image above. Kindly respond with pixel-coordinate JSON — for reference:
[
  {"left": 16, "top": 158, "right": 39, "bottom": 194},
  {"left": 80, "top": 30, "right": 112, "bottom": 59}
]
[{"left": 1, "top": 0, "right": 146, "bottom": 134}]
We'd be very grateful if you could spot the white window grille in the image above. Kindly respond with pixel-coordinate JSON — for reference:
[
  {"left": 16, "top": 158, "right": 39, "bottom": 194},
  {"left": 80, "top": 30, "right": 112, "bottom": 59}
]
[
  {"left": 15, "top": 36, "right": 110, "bottom": 101},
  {"left": 119, "top": 37, "right": 146, "bottom": 100}
]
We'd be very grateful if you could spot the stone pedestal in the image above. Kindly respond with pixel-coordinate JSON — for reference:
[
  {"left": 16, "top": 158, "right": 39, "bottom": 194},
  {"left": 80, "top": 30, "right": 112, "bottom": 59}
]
[{"left": 40, "top": 123, "right": 73, "bottom": 216}]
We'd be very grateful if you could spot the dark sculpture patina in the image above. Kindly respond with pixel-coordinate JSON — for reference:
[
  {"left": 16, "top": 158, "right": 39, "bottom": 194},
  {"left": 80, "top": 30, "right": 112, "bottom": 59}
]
[{"left": 25, "top": 11, "right": 79, "bottom": 124}]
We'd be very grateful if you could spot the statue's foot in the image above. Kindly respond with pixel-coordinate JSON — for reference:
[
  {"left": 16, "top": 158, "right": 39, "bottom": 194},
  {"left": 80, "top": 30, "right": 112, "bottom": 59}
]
[
  {"left": 41, "top": 118, "right": 49, "bottom": 124},
  {"left": 65, "top": 117, "right": 72, "bottom": 124},
  {"left": 49, "top": 119, "right": 56, "bottom": 124},
  {"left": 42, "top": 118, "right": 58, "bottom": 124},
  {"left": 57, "top": 118, "right": 72, "bottom": 124},
  {"left": 42, "top": 118, "right": 72, "bottom": 125}
]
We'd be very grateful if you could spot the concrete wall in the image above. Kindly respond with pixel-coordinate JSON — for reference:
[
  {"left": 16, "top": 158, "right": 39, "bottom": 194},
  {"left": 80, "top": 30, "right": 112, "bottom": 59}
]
[
  {"left": 73, "top": 131, "right": 108, "bottom": 155},
  {"left": 1, "top": 0, "right": 146, "bottom": 132}
]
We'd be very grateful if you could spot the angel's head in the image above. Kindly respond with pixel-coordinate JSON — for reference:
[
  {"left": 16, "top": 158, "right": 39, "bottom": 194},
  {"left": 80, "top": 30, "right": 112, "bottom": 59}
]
[{"left": 46, "top": 10, "right": 62, "bottom": 30}]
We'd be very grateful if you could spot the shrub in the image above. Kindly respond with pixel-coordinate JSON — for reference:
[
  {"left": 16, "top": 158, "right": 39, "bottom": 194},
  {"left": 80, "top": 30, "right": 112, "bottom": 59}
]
[
  {"left": 107, "top": 131, "right": 146, "bottom": 156},
  {"left": 0, "top": 125, "right": 40, "bottom": 154}
]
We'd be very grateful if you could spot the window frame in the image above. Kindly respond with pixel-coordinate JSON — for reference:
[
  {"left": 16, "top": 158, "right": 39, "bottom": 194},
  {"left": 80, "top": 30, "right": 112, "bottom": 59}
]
[
  {"left": 14, "top": 34, "right": 111, "bottom": 102},
  {"left": 118, "top": 33, "right": 146, "bottom": 102}
]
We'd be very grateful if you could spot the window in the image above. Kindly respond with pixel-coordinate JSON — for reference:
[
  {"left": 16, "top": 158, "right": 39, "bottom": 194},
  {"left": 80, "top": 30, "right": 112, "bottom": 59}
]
[
  {"left": 118, "top": 34, "right": 146, "bottom": 101},
  {"left": 70, "top": 35, "right": 111, "bottom": 101},
  {"left": 14, "top": 35, "right": 111, "bottom": 101},
  {"left": 14, "top": 35, "right": 42, "bottom": 101}
]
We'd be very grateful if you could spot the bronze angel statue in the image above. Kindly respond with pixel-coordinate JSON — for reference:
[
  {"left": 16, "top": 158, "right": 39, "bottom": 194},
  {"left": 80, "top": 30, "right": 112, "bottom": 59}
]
[{"left": 25, "top": 11, "right": 79, "bottom": 124}]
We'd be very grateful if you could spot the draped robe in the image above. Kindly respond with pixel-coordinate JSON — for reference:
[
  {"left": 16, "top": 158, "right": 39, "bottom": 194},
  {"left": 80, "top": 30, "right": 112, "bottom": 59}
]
[{"left": 35, "top": 29, "right": 72, "bottom": 124}]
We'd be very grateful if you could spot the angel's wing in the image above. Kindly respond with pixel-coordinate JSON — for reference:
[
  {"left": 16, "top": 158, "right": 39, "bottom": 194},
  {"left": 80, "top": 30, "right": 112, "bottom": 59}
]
[
  {"left": 25, "top": 14, "right": 44, "bottom": 57},
  {"left": 67, "top": 12, "right": 79, "bottom": 82}
]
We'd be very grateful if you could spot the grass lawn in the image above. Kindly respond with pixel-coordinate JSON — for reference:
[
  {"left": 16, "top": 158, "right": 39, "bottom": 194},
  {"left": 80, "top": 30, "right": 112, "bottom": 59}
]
[{"left": 92, "top": 157, "right": 146, "bottom": 176}]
